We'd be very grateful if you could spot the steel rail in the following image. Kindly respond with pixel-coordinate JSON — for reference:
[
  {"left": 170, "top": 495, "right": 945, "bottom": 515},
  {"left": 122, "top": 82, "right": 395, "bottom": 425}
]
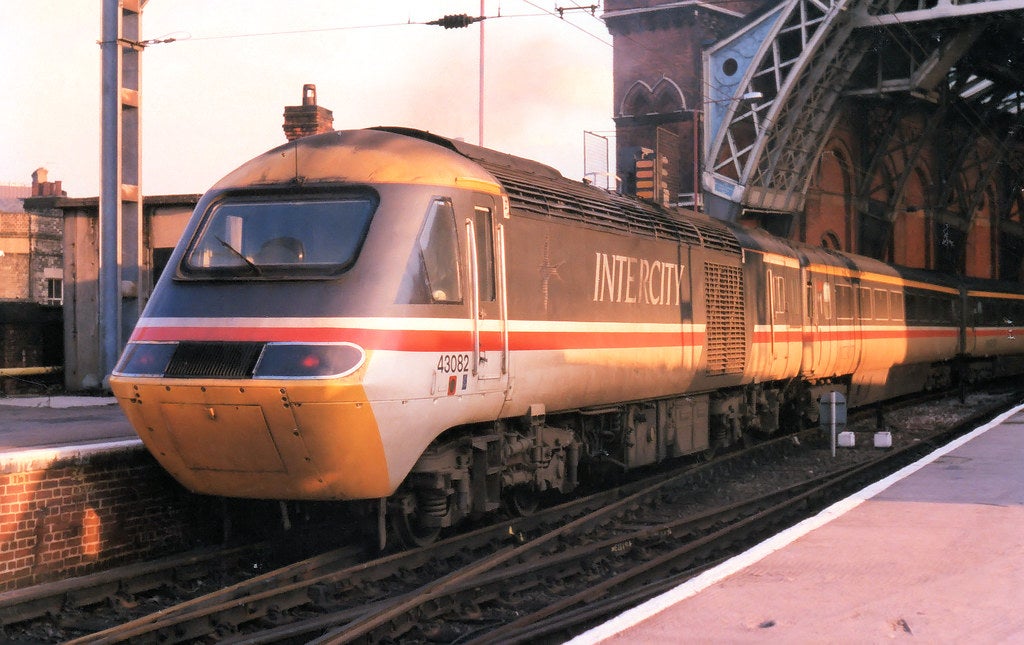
[{"left": 0, "top": 545, "right": 254, "bottom": 627}]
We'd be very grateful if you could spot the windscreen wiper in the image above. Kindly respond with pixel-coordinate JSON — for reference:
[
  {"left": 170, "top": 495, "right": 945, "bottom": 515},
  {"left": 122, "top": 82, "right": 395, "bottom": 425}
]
[{"left": 215, "top": 236, "right": 262, "bottom": 275}]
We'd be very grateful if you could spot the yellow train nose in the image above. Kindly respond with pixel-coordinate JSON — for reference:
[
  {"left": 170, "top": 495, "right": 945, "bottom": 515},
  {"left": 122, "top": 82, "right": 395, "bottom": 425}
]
[{"left": 110, "top": 378, "right": 393, "bottom": 500}]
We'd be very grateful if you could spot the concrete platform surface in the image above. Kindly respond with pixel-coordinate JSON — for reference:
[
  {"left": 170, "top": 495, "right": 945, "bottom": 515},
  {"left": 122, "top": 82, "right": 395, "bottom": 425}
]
[
  {"left": 0, "top": 396, "right": 137, "bottom": 454},
  {"left": 573, "top": 403, "right": 1024, "bottom": 644}
]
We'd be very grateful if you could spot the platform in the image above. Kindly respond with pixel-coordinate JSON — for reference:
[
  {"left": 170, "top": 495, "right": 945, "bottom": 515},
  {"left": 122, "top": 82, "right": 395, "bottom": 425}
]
[
  {"left": 0, "top": 396, "right": 139, "bottom": 460},
  {"left": 572, "top": 403, "right": 1024, "bottom": 643}
]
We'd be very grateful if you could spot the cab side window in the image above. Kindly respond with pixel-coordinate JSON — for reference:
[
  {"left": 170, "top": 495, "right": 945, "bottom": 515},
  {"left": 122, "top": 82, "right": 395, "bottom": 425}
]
[
  {"left": 419, "top": 199, "right": 463, "bottom": 304},
  {"left": 474, "top": 207, "right": 496, "bottom": 302}
]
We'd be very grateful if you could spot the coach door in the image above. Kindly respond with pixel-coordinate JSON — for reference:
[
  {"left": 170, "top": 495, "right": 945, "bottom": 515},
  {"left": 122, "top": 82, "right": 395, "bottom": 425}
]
[
  {"left": 803, "top": 267, "right": 834, "bottom": 376},
  {"left": 765, "top": 267, "right": 790, "bottom": 370},
  {"left": 465, "top": 194, "right": 509, "bottom": 395}
]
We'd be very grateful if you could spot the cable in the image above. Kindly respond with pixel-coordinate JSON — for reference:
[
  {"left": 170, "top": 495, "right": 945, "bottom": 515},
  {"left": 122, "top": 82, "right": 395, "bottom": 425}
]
[
  {"left": 518, "top": 0, "right": 612, "bottom": 46},
  {"left": 117, "top": 6, "right": 615, "bottom": 48},
  {"left": 190, "top": 20, "right": 420, "bottom": 42}
]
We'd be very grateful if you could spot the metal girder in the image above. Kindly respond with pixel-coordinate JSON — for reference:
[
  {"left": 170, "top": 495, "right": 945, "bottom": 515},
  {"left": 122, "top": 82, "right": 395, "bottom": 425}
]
[
  {"left": 701, "top": 0, "right": 1024, "bottom": 223},
  {"left": 702, "top": 0, "right": 882, "bottom": 220},
  {"left": 996, "top": 155, "right": 1024, "bottom": 279},
  {"left": 852, "top": 0, "right": 1024, "bottom": 26},
  {"left": 949, "top": 112, "right": 1024, "bottom": 271},
  {"left": 746, "top": 19, "right": 872, "bottom": 212},
  {"left": 854, "top": 96, "right": 949, "bottom": 253},
  {"left": 911, "top": 23, "right": 985, "bottom": 93}
]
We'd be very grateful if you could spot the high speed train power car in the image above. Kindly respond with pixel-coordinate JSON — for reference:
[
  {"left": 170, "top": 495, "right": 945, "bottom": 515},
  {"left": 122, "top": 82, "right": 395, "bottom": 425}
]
[{"left": 110, "top": 127, "right": 1024, "bottom": 544}]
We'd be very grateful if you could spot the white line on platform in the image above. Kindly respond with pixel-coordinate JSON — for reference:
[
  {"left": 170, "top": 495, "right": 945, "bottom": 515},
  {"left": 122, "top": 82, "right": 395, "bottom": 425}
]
[
  {"left": 0, "top": 438, "right": 144, "bottom": 471},
  {"left": 0, "top": 396, "right": 117, "bottom": 408}
]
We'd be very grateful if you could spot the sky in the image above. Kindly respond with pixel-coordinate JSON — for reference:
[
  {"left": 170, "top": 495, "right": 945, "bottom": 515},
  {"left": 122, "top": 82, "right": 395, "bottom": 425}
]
[{"left": 0, "top": 1, "right": 614, "bottom": 197}]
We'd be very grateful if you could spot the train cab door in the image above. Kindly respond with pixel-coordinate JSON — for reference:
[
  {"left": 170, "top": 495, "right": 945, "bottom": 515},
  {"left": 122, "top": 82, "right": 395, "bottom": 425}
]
[{"left": 465, "top": 193, "right": 510, "bottom": 396}]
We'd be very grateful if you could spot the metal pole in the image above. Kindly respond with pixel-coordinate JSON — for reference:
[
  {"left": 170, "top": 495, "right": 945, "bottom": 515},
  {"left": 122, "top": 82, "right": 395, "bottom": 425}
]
[
  {"left": 100, "top": 0, "right": 122, "bottom": 387},
  {"left": 478, "top": 0, "right": 485, "bottom": 146},
  {"left": 693, "top": 110, "right": 700, "bottom": 210},
  {"left": 99, "top": 0, "right": 143, "bottom": 389},
  {"left": 830, "top": 391, "right": 837, "bottom": 458}
]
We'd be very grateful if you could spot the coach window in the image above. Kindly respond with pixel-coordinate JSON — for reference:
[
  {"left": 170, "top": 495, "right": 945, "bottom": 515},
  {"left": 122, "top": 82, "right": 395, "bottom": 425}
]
[
  {"left": 890, "top": 291, "right": 904, "bottom": 321},
  {"left": 1005, "top": 300, "right": 1018, "bottom": 325},
  {"left": 835, "top": 284, "right": 854, "bottom": 320},
  {"left": 819, "top": 281, "right": 833, "bottom": 320},
  {"left": 873, "top": 289, "right": 889, "bottom": 320},
  {"left": 419, "top": 198, "right": 463, "bottom": 303},
  {"left": 772, "top": 275, "right": 786, "bottom": 315},
  {"left": 904, "top": 293, "right": 919, "bottom": 323},
  {"left": 939, "top": 296, "right": 950, "bottom": 322},
  {"left": 859, "top": 286, "right": 872, "bottom": 320}
]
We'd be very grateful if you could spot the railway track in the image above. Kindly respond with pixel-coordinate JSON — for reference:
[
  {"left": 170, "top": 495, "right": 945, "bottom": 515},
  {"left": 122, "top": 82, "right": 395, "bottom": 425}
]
[
  {"left": 2, "top": 389, "right": 1018, "bottom": 643},
  {"left": 0, "top": 544, "right": 261, "bottom": 629}
]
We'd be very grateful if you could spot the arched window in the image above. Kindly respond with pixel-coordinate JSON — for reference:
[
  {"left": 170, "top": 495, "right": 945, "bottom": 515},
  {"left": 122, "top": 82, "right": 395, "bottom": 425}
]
[{"left": 620, "top": 77, "right": 687, "bottom": 117}]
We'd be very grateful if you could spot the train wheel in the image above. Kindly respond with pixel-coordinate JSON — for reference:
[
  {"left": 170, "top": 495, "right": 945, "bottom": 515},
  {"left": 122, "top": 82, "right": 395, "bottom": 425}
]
[
  {"left": 389, "top": 491, "right": 444, "bottom": 548},
  {"left": 504, "top": 485, "right": 539, "bottom": 517}
]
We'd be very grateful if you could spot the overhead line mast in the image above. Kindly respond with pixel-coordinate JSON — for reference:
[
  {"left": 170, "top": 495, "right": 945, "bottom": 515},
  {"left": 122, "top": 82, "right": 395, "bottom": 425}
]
[{"left": 99, "top": 0, "right": 145, "bottom": 388}]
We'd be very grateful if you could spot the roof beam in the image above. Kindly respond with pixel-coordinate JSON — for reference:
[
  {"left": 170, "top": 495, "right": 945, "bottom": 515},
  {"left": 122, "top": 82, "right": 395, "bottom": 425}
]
[{"left": 852, "top": 0, "right": 1024, "bottom": 27}]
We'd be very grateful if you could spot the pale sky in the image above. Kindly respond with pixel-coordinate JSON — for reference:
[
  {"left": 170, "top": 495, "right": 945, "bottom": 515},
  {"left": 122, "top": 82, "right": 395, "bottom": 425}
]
[{"left": 1, "top": 1, "right": 614, "bottom": 197}]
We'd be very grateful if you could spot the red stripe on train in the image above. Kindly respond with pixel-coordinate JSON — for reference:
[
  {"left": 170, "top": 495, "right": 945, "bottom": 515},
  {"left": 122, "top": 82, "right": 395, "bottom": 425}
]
[{"left": 131, "top": 326, "right": 706, "bottom": 352}]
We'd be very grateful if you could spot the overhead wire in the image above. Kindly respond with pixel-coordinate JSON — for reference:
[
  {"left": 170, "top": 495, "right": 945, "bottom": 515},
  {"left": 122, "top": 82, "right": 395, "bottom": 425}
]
[
  {"left": 100, "top": 20, "right": 415, "bottom": 47},
  {"left": 121, "top": 3, "right": 613, "bottom": 48},
  {"left": 517, "top": 0, "right": 612, "bottom": 46}
]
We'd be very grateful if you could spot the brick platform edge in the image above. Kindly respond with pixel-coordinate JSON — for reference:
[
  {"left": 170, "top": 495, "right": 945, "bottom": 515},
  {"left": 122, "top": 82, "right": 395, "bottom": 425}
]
[{"left": 0, "top": 447, "right": 220, "bottom": 592}]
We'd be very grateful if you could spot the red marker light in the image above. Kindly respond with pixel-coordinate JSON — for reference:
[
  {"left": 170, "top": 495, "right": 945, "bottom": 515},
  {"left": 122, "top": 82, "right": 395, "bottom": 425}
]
[{"left": 253, "top": 343, "right": 365, "bottom": 379}]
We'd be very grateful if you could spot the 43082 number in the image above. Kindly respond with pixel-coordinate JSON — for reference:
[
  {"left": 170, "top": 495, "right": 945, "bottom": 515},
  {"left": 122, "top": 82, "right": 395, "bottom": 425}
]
[{"left": 437, "top": 354, "right": 471, "bottom": 373}]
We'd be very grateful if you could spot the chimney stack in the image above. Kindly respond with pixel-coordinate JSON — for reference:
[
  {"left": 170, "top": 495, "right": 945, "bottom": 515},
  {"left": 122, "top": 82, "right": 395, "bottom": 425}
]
[
  {"left": 283, "top": 84, "right": 334, "bottom": 141},
  {"left": 31, "top": 167, "right": 65, "bottom": 197}
]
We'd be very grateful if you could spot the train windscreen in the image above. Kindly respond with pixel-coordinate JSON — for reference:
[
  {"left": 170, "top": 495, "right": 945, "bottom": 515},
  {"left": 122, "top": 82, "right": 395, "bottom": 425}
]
[{"left": 181, "top": 193, "right": 377, "bottom": 279}]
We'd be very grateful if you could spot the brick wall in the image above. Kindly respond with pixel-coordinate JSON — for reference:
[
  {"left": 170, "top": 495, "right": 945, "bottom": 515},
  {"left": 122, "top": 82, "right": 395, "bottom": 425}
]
[
  {"left": 29, "top": 207, "right": 64, "bottom": 305},
  {"left": 0, "top": 256, "right": 29, "bottom": 301},
  {"left": 0, "top": 212, "right": 30, "bottom": 301},
  {"left": 0, "top": 207, "right": 63, "bottom": 304},
  {"left": 0, "top": 448, "right": 220, "bottom": 592}
]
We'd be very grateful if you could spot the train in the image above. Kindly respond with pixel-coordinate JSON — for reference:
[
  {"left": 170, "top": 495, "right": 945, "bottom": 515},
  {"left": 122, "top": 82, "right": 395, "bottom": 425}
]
[{"left": 110, "top": 127, "right": 1024, "bottom": 545}]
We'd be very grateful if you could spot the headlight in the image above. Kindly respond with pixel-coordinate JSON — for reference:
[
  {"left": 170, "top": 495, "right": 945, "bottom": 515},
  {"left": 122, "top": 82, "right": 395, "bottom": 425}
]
[
  {"left": 114, "top": 342, "right": 177, "bottom": 376},
  {"left": 253, "top": 342, "right": 365, "bottom": 379}
]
